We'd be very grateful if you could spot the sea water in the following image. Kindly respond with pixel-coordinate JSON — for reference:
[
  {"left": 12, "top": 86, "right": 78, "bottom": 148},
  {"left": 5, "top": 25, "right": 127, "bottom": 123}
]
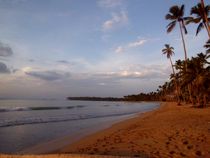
[{"left": 0, "top": 99, "right": 159, "bottom": 154}]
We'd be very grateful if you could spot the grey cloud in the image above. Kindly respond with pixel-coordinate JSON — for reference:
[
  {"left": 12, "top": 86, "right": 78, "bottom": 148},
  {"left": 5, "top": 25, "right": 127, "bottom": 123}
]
[
  {"left": 12, "top": 69, "right": 19, "bottom": 73},
  {"left": 29, "top": 59, "right": 35, "bottom": 62},
  {"left": 25, "top": 70, "right": 70, "bottom": 81},
  {"left": 0, "top": 62, "right": 10, "bottom": 73},
  {"left": 57, "top": 60, "right": 69, "bottom": 64},
  {"left": 0, "top": 42, "right": 13, "bottom": 57}
]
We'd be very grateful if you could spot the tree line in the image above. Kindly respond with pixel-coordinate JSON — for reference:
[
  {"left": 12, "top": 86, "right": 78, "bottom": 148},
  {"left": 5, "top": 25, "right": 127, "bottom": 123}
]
[{"left": 159, "top": 1, "right": 209, "bottom": 107}]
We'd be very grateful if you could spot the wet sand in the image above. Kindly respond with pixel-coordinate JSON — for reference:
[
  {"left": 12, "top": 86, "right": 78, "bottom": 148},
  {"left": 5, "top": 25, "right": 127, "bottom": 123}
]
[{"left": 59, "top": 102, "right": 210, "bottom": 158}]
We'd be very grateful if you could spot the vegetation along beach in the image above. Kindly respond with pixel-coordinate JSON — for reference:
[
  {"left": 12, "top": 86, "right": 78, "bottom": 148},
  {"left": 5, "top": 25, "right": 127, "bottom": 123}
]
[{"left": 0, "top": 0, "right": 209, "bottom": 158}]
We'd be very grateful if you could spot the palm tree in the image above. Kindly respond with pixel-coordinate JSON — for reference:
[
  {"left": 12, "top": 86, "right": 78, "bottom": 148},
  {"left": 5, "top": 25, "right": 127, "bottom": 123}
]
[
  {"left": 186, "top": 3, "right": 210, "bottom": 37},
  {"left": 162, "top": 44, "right": 175, "bottom": 74},
  {"left": 165, "top": 5, "right": 188, "bottom": 61},
  {"left": 200, "top": 0, "right": 210, "bottom": 34},
  {"left": 165, "top": 5, "right": 195, "bottom": 103}
]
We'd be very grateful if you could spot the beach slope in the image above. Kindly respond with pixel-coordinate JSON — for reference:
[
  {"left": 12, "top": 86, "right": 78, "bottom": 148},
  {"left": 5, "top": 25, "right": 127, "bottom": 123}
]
[{"left": 59, "top": 102, "right": 210, "bottom": 158}]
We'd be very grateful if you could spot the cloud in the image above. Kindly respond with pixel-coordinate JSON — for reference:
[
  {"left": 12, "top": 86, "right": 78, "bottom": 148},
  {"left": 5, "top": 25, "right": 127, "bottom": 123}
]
[
  {"left": 57, "top": 60, "right": 69, "bottom": 64},
  {"left": 102, "top": 11, "right": 128, "bottom": 31},
  {"left": 115, "top": 38, "right": 147, "bottom": 53},
  {"left": 0, "top": 42, "right": 13, "bottom": 57},
  {"left": 92, "top": 69, "right": 168, "bottom": 80},
  {"left": 115, "top": 46, "right": 124, "bottom": 53},
  {"left": 0, "top": 62, "right": 10, "bottom": 73},
  {"left": 29, "top": 59, "right": 35, "bottom": 62},
  {"left": 98, "top": 0, "right": 122, "bottom": 8},
  {"left": 25, "top": 70, "right": 70, "bottom": 81},
  {"left": 128, "top": 39, "right": 147, "bottom": 48}
]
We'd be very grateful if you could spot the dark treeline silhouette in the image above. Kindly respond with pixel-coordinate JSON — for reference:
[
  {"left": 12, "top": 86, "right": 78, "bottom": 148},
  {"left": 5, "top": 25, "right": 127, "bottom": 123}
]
[
  {"left": 67, "top": 97, "right": 124, "bottom": 101},
  {"left": 67, "top": 92, "right": 160, "bottom": 102},
  {"left": 123, "top": 92, "right": 159, "bottom": 101}
]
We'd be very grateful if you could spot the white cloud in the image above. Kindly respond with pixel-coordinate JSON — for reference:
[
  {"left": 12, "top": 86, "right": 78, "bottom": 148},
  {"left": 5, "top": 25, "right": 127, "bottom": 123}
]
[
  {"left": 128, "top": 39, "right": 147, "bottom": 48},
  {"left": 115, "top": 38, "right": 147, "bottom": 53},
  {"left": 98, "top": 0, "right": 122, "bottom": 8},
  {"left": 115, "top": 46, "right": 124, "bottom": 53},
  {"left": 102, "top": 11, "right": 128, "bottom": 31}
]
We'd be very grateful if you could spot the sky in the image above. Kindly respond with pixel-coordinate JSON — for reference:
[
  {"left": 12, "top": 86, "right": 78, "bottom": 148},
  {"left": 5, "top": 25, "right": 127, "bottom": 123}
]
[{"left": 0, "top": 0, "right": 209, "bottom": 99}]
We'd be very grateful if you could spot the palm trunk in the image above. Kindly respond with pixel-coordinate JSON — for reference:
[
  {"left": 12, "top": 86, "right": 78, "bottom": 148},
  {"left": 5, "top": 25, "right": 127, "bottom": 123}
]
[
  {"left": 204, "top": 22, "right": 210, "bottom": 38},
  {"left": 169, "top": 56, "right": 179, "bottom": 103},
  {"left": 178, "top": 21, "right": 193, "bottom": 103},
  {"left": 169, "top": 56, "right": 175, "bottom": 74},
  {"left": 203, "top": 94, "right": 207, "bottom": 108},
  {"left": 178, "top": 22, "right": 188, "bottom": 61}
]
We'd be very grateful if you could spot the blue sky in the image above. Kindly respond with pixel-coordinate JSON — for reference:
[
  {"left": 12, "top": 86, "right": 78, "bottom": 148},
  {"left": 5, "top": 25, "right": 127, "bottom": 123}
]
[{"left": 0, "top": 0, "right": 209, "bottom": 99}]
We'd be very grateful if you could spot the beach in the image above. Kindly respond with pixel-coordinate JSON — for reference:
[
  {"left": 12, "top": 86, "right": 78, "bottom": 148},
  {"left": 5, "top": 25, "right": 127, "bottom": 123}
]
[
  {"left": 59, "top": 102, "right": 210, "bottom": 158},
  {"left": 1, "top": 102, "right": 210, "bottom": 158}
]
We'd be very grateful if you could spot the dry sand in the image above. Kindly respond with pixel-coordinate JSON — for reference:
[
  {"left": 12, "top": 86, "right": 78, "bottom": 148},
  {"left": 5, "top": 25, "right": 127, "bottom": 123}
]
[
  {"left": 59, "top": 102, "right": 210, "bottom": 158},
  {"left": 1, "top": 102, "right": 210, "bottom": 158}
]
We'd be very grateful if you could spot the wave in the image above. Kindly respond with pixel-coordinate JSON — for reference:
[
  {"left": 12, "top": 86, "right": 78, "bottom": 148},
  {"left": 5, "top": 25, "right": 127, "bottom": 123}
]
[
  {"left": 0, "top": 111, "right": 137, "bottom": 128},
  {"left": 0, "top": 105, "right": 86, "bottom": 113}
]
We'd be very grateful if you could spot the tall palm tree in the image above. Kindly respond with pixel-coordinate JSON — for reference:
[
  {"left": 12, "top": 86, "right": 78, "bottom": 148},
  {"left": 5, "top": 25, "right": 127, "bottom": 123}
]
[
  {"left": 165, "top": 5, "right": 195, "bottom": 103},
  {"left": 201, "top": 0, "right": 210, "bottom": 34},
  {"left": 165, "top": 5, "right": 188, "bottom": 61},
  {"left": 162, "top": 44, "right": 175, "bottom": 74},
  {"left": 186, "top": 3, "right": 210, "bottom": 37}
]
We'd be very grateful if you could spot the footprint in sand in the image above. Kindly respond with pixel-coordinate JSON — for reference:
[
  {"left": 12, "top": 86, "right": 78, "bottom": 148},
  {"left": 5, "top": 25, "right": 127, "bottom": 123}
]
[
  {"left": 187, "top": 145, "right": 193, "bottom": 150},
  {"left": 180, "top": 152, "right": 186, "bottom": 157},
  {"left": 183, "top": 140, "right": 189, "bottom": 145},
  {"left": 169, "top": 150, "right": 175, "bottom": 155},
  {"left": 196, "top": 150, "right": 202, "bottom": 156}
]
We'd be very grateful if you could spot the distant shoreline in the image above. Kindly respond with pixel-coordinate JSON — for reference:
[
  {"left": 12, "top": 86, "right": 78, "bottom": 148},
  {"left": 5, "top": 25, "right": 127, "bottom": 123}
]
[
  {"left": 67, "top": 96, "right": 159, "bottom": 102},
  {"left": 67, "top": 97, "right": 124, "bottom": 101}
]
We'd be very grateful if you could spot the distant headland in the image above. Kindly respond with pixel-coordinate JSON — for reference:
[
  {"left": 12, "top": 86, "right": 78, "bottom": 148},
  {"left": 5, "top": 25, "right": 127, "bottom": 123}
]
[{"left": 67, "top": 92, "right": 160, "bottom": 102}]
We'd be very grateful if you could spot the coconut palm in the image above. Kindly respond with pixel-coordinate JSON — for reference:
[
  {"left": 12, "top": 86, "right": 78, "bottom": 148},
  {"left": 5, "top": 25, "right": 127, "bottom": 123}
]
[
  {"left": 162, "top": 44, "right": 175, "bottom": 74},
  {"left": 165, "top": 5, "right": 188, "bottom": 61},
  {"left": 200, "top": 0, "right": 210, "bottom": 33},
  {"left": 186, "top": 3, "right": 210, "bottom": 37}
]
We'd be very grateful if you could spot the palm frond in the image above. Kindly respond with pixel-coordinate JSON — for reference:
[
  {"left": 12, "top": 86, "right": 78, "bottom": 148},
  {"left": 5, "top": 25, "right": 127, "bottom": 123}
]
[
  {"left": 181, "top": 20, "right": 187, "bottom": 34},
  {"left": 196, "top": 22, "right": 204, "bottom": 35},
  {"left": 206, "top": 5, "right": 210, "bottom": 16},
  {"left": 165, "top": 14, "right": 176, "bottom": 20},
  {"left": 162, "top": 48, "right": 167, "bottom": 52},
  {"left": 185, "top": 17, "right": 200, "bottom": 24},
  {"left": 165, "top": 44, "right": 170, "bottom": 48},
  {"left": 190, "top": 4, "right": 201, "bottom": 15},
  {"left": 180, "top": 5, "right": 185, "bottom": 17},
  {"left": 169, "top": 6, "right": 179, "bottom": 15},
  {"left": 167, "top": 21, "right": 176, "bottom": 33}
]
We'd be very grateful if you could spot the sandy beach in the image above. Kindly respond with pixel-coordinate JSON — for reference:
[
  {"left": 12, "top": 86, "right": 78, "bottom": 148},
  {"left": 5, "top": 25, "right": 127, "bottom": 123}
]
[
  {"left": 1, "top": 102, "right": 210, "bottom": 158},
  {"left": 59, "top": 102, "right": 210, "bottom": 158}
]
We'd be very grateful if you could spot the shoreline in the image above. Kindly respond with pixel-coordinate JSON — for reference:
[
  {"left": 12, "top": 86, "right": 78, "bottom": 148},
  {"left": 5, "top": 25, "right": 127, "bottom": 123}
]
[
  {"left": 21, "top": 102, "right": 160, "bottom": 154},
  {"left": 57, "top": 102, "right": 166, "bottom": 155}
]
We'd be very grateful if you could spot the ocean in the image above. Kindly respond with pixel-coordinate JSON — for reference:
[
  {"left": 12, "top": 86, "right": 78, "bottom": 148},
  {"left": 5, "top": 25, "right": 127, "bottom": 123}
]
[{"left": 0, "top": 99, "right": 159, "bottom": 154}]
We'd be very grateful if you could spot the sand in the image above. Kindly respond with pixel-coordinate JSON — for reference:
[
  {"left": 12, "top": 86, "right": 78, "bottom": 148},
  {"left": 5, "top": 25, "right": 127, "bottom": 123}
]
[
  {"left": 0, "top": 154, "right": 128, "bottom": 158},
  {"left": 59, "top": 102, "right": 210, "bottom": 158},
  {"left": 1, "top": 102, "right": 210, "bottom": 158}
]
